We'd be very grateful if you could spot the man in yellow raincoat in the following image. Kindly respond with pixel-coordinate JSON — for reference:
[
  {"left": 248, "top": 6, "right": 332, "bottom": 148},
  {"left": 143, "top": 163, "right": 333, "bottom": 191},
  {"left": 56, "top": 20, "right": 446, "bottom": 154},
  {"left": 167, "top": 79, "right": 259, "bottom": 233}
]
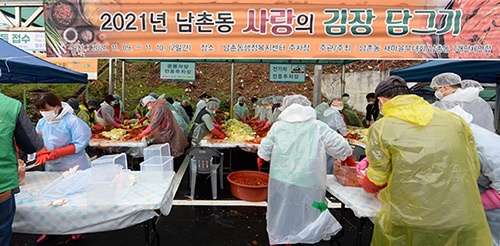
[{"left": 362, "top": 75, "right": 492, "bottom": 246}]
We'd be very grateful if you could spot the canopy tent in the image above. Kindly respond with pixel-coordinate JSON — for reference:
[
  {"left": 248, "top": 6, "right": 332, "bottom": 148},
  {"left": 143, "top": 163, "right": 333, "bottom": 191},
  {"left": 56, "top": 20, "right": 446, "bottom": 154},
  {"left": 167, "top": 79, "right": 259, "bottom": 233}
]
[
  {"left": 390, "top": 60, "right": 500, "bottom": 83},
  {"left": 390, "top": 60, "right": 500, "bottom": 132},
  {"left": 0, "top": 39, "right": 88, "bottom": 84}
]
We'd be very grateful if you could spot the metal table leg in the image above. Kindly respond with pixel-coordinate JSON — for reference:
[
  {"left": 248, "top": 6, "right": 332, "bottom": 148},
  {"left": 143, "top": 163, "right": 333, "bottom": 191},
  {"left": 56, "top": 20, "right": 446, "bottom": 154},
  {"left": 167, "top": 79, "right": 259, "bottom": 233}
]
[{"left": 144, "top": 215, "right": 160, "bottom": 246}]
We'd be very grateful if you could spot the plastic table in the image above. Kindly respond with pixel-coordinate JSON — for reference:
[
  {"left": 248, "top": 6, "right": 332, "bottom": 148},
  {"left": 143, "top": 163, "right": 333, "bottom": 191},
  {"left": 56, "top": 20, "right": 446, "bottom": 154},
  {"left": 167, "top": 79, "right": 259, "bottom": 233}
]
[
  {"left": 13, "top": 171, "right": 175, "bottom": 245},
  {"left": 326, "top": 175, "right": 380, "bottom": 245}
]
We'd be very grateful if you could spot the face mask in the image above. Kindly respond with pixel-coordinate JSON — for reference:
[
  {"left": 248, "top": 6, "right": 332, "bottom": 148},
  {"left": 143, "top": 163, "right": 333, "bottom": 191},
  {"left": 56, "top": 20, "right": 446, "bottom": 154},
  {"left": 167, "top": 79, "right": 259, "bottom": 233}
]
[
  {"left": 239, "top": 102, "right": 244, "bottom": 106},
  {"left": 367, "top": 101, "right": 374, "bottom": 105},
  {"left": 40, "top": 110, "right": 57, "bottom": 123},
  {"left": 434, "top": 90, "right": 444, "bottom": 100},
  {"left": 342, "top": 97, "right": 349, "bottom": 101}
]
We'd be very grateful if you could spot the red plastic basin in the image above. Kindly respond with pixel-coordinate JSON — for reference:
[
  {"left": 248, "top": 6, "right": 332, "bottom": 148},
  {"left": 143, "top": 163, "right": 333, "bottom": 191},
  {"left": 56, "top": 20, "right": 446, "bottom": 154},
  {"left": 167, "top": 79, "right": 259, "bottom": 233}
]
[{"left": 227, "top": 171, "right": 269, "bottom": 202}]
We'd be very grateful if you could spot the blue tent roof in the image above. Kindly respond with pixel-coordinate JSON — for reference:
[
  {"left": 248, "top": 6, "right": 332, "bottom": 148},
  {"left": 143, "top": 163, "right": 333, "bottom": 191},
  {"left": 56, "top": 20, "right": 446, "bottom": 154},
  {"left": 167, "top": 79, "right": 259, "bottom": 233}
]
[
  {"left": 0, "top": 39, "right": 87, "bottom": 84},
  {"left": 390, "top": 60, "right": 500, "bottom": 83}
]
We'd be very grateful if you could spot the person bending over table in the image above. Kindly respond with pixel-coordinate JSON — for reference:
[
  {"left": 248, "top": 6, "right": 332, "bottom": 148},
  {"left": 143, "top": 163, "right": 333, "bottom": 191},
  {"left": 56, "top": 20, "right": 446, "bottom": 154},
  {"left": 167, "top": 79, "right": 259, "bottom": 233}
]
[
  {"left": 139, "top": 95, "right": 188, "bottom": 161},
  {"left": 34, "top": 92, "right": 92, "bottom": 244},
  {"left": 188, "top": 98, "right": 226, "bottom": 147}
]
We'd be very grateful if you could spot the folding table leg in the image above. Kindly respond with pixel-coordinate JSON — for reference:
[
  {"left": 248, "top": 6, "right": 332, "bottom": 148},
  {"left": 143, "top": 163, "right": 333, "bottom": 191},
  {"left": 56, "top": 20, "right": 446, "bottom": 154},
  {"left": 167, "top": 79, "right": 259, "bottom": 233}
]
[{"left": 144, "top": 215, "right": 160, "bottom": 246}]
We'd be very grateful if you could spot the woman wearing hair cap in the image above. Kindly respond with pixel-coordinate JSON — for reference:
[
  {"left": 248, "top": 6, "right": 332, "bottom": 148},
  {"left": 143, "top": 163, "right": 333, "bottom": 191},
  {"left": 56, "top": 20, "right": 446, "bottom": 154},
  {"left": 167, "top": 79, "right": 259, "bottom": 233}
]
[
  {"left": 94, "top": 94, "right": 122, "bottom": 130},
  {"left": 188, "top": 98, "right": 226, "bottom": 146},
  {"left": 257, "top": 94, "right": 353, "bottom": 245},
  {"left": 431, "top": 72, "right": 494, "bottom": 132}
]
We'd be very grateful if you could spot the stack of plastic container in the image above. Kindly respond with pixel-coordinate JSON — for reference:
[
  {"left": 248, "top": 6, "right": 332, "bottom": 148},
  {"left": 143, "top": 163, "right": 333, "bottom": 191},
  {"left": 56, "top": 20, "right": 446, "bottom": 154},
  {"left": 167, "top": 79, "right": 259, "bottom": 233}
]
[
  {"left": 87, "top": 153, "right": 129, "bottom": 204},
  {"left": 140, "top": 143, "right": 174, "bottom": 182}
]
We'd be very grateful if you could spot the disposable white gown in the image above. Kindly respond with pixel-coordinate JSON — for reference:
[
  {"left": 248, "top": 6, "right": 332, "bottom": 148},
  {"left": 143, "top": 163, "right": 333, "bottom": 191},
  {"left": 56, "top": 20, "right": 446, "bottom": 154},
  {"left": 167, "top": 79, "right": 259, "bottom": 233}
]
[
  {"left": 173, "top": 101, "right": 190, "bottom": 123},
  {"left": 166, "top": 102, "right": 188, "bottom": 133},
  {"left": 95, "top": 101, "right": 115, "bottom": 126},
  {"left": 319, "top": 108, "right": 347, "bottom": 136},
  {"left": 433, "top": 87, "right": 495, "bottom": 132},
  {"left": 448, "top": 107, "right": 500, "bottom": 246},
  {"left": 259, "top": 106, "right": 272, "bottom": 120},
  {"left": 36, "top": 103, "right": 92, "bottom": 172},
  {"left": 258, "top": 104, "right": 352, "bottom": 245}
]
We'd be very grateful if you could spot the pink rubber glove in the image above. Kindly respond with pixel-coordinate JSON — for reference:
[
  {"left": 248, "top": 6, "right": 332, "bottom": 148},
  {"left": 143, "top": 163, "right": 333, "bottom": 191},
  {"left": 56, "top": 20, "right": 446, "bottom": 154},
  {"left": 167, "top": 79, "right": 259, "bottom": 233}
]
[
  {"left": 481, "top": 189, "right": 500, "bottom": 210},
  {"left": 139, "top": 126, "right": 152, "bottom": 138},
  {"left": 114, "top": 117, "right": 123, "bottom": 124},
  {"left": 112, "top": 121, "right": 123, "bottom": 128},
  {"left": 356, "top": 157, "right": 369, "bottom": 177},
  {"left": 213, "top": 123, "right": 222, "bottom": 130},
  {"left": 136, "top": 113, "right": 142, "bottom": 119}
]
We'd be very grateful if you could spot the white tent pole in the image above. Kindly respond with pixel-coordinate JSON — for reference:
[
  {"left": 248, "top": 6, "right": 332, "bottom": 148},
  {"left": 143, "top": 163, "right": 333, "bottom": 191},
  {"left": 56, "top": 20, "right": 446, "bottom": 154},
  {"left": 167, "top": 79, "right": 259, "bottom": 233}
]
[
  {"left": 341, "top": 64, "right": 346, "bottom": 94},
  {"left": 121, "top": 60, "right": 125, "bottom": 111},
  {"left": 495, "top": 82, "right": 500, "bottom": 133},
  {"left": 313, "top": 65, "right": 322, "bottom": 107},
  {"left": 85, "top": 84, "right": 88, "bottom": 102},
  {"left": 230, "top": 63, "right": 234, "bottom": 119},
  {"left": 108, "top": 58, "right": 113, "bottom": 95}
]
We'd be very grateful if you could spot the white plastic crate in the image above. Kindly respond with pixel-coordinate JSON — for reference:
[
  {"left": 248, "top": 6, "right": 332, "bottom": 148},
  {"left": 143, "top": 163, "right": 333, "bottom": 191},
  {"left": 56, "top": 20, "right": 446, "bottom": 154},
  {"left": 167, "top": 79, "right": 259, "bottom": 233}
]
[
  {"left": 140, "top": 156, "right": 174, "bottom": 182},
  {"left": 143, "top": 143, "right": 171, "bottom": 162},
  {"left": 90, "top": 153, "right": 127, "bottom": 182}
]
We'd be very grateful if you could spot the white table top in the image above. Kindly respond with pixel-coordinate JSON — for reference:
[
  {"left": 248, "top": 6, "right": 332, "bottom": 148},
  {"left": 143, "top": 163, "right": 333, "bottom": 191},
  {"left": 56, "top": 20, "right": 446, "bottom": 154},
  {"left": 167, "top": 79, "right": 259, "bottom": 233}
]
[
  {"left": 200, "top": 138, "right": 259, "bottom": 153},
  {"left": 326, "top": 175, "right": 380, "bottom": 219},
  {"left": 89, "top": 138, "right": 148, "bottom": 148},
  {"left": 13, "top": 171, "right": 175, "bottom": 234}
]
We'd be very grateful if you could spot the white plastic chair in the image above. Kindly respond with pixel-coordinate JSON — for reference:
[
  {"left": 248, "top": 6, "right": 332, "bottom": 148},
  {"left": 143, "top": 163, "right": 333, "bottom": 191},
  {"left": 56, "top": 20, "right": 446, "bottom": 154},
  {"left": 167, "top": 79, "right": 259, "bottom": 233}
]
[{"left": 186, "top": 146, "right": 224, "bottom": 199}]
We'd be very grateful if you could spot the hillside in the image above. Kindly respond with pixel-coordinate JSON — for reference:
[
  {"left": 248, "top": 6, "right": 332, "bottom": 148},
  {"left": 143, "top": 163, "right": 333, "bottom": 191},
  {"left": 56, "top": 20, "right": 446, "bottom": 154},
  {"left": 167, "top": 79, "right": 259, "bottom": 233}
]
[{"left": 0, "top": 59, "right": 424, "bottom": 119}]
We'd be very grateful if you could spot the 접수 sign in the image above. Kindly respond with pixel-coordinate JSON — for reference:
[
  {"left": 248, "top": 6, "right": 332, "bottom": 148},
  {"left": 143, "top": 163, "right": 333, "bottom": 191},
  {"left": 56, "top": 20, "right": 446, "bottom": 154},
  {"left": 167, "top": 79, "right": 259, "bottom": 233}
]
[{"left": 269, "top": 64, "right": 306, "bottom": 83}]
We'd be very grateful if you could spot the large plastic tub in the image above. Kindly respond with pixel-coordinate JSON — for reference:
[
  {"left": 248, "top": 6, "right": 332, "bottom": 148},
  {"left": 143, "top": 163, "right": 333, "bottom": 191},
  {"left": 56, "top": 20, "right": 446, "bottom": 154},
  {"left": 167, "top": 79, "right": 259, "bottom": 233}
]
[
  {"left": 140, "top": 156, "right": 174, "bottom": 182},
  {"left": 143, "top": 143, "right": 170, "bottom": 162},
  {"left": 227, "top": 171, "right": 269, "bottom": 202}
]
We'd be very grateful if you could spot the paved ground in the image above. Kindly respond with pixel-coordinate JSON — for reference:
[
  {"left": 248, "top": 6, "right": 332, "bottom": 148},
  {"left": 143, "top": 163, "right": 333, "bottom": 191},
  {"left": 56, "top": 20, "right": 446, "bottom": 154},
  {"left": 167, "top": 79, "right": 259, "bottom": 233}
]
[{"left": 11, "top": 149, "right": 373, "bottom": 246}]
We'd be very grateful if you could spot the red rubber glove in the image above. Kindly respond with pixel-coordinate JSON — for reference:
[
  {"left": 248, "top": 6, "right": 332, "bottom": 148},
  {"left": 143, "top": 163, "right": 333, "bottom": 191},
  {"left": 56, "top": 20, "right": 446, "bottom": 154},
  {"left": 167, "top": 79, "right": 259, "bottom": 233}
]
[
  {"left": 356, "top": 157, "right": 369, "bottom": 177},
  {"left": 138, "top": 116, "right": 148, "bottom": 124},
  {"left": 35, "top": 145, "right": 76, "bottom": 165},
  {"left": 481, "top": 189, "right": 500, "bottom": 210},
  {"left": 35, "top": 147, "right": 49, "bottom": 165},
  {"left": 139, "top": 126, "right": 152, "bottom": 138},
  {"left": 92, "top": 124, "right": 106, "bottom": 131},
  {"left": 361, "top": 175, "right": 386, "bottom": 194},
  {"left": 341, "top": 155, "right": 357, "bottom": 167},
  {"left": 213, "top": 123, "right": 222, "bottom": 130},
  {"left": 258, "top": 119, "right": 268, "bottom": 128},
  {"left": 258, "top": 123, "right": 271, "bottom": 132},
  {"left": 48, "top": 145, "right": 76, "bottom": 160},
  {"left": 257, "top": 157, "right": 266, "bottom": 171},
  {"left": 210, "top": 128, "right": 226, "bottom": 139},
  {"left": 238, "top": 115, "right": 246, "bottom": 122}
]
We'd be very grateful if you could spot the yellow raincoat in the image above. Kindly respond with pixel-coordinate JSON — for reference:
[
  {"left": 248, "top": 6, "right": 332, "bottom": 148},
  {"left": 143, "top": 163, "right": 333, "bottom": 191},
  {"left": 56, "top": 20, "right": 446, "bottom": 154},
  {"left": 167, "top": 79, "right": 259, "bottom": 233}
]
[{"left": 366, "top": 95, "right": 491, "bottom": 246}]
